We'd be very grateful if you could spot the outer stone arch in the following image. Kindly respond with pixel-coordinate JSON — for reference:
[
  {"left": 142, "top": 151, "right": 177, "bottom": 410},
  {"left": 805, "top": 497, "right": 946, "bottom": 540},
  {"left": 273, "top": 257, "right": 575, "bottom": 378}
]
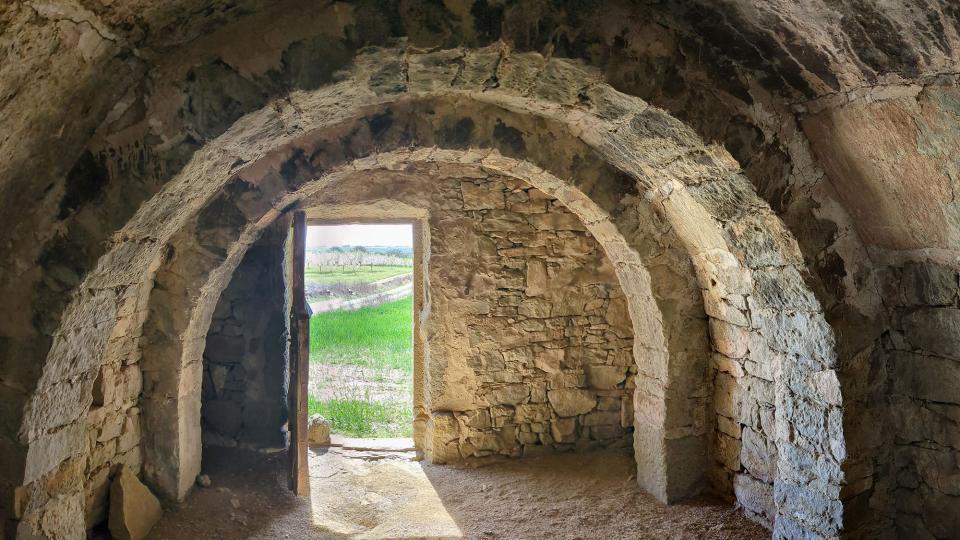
[{"left": 18, "top": 44, "right": 844, "bottom": 539}]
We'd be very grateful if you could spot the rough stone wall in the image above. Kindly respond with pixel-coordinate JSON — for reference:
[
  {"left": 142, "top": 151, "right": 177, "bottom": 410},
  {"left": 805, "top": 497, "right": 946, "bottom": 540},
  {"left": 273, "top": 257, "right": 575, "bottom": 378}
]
[
  {"left": 879, "top": 260, "right": 960, "bottom": 538},
  {"left": 299, "top": 169, "right": 637, "bottom": 461},
  {"left": 200, "top": 225, "right": 288, "bottom": 450},
  {"left": 1, "top": 38, "right": 832, "bottom": 540},
  {"left": 81, "top": 332, "right": 144, "bottom": 529},
  {"left": 425, "top": 175, "right": 635, "bottom": 461},
  {"left": 5, "top": 6, "right": 960, "bottom": 537}
]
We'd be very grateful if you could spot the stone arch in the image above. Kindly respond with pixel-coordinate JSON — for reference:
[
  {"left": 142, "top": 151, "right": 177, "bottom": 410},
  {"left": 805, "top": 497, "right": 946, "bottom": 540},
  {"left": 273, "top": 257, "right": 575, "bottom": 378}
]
[
  {"left": 17, "top": 45, "right": 842, "bottom": 539},
  {"left": 140, "top": 148, "right": 688, "bottom": 504}
]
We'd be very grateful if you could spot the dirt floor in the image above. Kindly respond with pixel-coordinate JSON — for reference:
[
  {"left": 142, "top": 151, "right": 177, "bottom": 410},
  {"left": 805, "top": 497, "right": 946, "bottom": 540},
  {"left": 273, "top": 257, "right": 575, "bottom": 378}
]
[{"left": 146, "top": 444, "right": 769, "bottom": 540}]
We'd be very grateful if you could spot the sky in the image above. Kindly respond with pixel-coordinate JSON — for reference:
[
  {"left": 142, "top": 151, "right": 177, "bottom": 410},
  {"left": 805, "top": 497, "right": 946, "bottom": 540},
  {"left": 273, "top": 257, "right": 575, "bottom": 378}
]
[{"left": 306, "top": 224, "right": 413, "bottom": 248}]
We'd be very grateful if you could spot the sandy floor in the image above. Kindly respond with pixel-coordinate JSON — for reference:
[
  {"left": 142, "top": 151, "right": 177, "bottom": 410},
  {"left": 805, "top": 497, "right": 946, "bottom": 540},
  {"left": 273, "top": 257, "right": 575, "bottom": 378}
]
[{"left": 146, "top": 445, "right": 768, "bottom": 540}]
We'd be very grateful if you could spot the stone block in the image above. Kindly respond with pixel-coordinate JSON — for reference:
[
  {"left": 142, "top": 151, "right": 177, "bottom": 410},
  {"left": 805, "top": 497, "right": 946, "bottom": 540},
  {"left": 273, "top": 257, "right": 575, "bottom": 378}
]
[
  {"left": 515, "top": 404, "right": 552, "bottom": 423},
  {"left": 308, "top": 414, "right": 331, "bottom": 446},
  {"left": 900, "top": 261, "right": 959, "bottom": 307},
  {"left": 902, "top": 308, "right": 960, "bottom": 360},
  {"left": 891, "top": 351, "right": 960, "bottom": 403},
  {"left": 550, "top": 417, "right": 577, "bottom": 443},
  {"left": 461, "top": 181, "right": 505, "bottom": 209},
  {"left": 490, "top": 384, "right": 529, "bottom": 405},
  {"left": 733, "top": 473, "right": 774, "bottom": 523},
  {"left": 740, "top": 427, "right": 773, "bottom": 483},
  {"left": 585, "top": 365, "right": 626, "bottom": 389},
  {"left": 710, "top": 319, "right": 750, "bottom": 359},
  {"left": 547, "top": 388, "right": 596, "bottom": 417},
  {"left": 109, "top": 466, "right": 162, "bottom": 540}
]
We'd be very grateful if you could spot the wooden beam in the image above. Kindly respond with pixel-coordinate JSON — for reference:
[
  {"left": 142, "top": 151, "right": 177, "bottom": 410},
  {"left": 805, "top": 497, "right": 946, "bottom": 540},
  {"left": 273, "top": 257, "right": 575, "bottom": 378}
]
[{"left": 288, "top": 211, "right": 310, "bottom": 496}]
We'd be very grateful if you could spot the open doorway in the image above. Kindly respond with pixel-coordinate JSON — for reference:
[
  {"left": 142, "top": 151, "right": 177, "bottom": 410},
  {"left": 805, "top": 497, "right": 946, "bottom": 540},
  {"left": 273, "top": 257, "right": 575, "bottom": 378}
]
[{"left": 304, "top": 223, "right": 415, "bottom": 441}]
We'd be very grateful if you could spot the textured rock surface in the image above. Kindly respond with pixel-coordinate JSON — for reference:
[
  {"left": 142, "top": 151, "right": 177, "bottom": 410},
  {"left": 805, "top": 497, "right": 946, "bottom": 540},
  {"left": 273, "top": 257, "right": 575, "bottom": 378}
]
[
  {"left": 108, "top": 466, "right": 162, "bottom": 540},
  {"left": 306, "top": 415, "right": 330, "bottom": 447},
  {"left": 6, "top": 41, "right": 841, "bottom": 539},
  {"left": 4, "top": 2, "right": 960, "bottom": 536},
  {"left": 201, "top": 223, "right": 289, "bottom": 450}
]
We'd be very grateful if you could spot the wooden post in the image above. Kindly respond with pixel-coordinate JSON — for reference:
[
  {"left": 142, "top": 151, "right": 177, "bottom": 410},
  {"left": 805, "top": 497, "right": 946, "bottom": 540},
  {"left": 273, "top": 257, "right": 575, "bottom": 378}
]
[{"left": 288, "top": 211, "right": 310, "bottom": 495}]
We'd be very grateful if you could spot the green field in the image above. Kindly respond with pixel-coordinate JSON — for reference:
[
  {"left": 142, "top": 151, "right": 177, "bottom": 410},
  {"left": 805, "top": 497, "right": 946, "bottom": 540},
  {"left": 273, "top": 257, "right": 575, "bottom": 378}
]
[
  {"left": 309, "top": 296, "right": 414, "bottom": 372},
  {"left": 308, "top": 396, "right": 413, "bottom": 438},
  {"left": 309, "top": 296, "right": 414, "bottom": 437},
  {"left": 305, "top": 265, "right": 411, "bottom": 286}
]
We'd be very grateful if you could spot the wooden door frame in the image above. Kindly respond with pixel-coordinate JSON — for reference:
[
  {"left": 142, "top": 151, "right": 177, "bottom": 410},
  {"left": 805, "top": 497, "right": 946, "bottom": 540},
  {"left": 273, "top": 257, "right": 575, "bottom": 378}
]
[
  {"left": 300, "top": 217, "right": 427, "bottom": 455},
  {"left": 288, "top": 211, "right": 310, "bottom": 495}
]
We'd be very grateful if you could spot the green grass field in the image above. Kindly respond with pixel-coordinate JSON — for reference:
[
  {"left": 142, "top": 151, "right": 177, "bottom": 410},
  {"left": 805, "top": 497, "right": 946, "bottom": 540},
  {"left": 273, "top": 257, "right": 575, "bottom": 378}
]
[
  {"left": 308, "top": 395, "right": 413, "bottom": 438},
  {"left": 305, "top": 265, "right": 411, "bottom": 286},
  {"left": 309, "top": 296, "right": 414, "bottom": 437},
  {"left": 309, "top": 296, "right": 414, "bottom": 372}
]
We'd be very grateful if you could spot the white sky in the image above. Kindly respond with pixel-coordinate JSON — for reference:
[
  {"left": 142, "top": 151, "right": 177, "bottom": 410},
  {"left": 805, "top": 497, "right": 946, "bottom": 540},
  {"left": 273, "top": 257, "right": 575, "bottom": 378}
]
[{"left": 307, "top": 224, "right": 412, "bottom": 247}]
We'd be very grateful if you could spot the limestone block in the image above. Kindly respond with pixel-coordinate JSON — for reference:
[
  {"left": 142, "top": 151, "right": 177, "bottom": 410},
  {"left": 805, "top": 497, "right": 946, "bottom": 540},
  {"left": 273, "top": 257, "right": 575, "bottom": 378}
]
[
  {"left": 733, "top": 473, "right": 774, "bottom": 523},
  {"left": 740, "top": 427, "right": 773, "bottom": 483},
  {"left": 582, "top": 411, "right": 620, "bottom": 427},
  {"left": 551, "top": 417, "right": 577, "bottom": 442},
  {"left": 108, "top": 466, "right": 162, "bottom": 540},
  {"left": 900, "top": 261, "right": 959, "bottom": 306},
  {"left": 525, "top": 258, "right": 548, "bottom": 297},
  {"left": 533, "top": 348, "right": 563, "bottom": 373},
  {"left": 717, "top": 415, "right": 741, "bottom": 438},
  {"left": 713, "top": 372, "right": 741, "bottom": 419},
  {"left": 620, "top": 394, "right": 634, "bottom": 428},
  {"left": 526, "top": 211, "right": 586, "bottom": 231},
  {"left": 515, "top": 404, "right": 551, "bottom": 423},
  {"left": 715, "top": 432, "right": 741, "bottom": 471},
  {"left": 891, "top": 351, "right": 960, "bottom": 403},
  {"left": 547, "top": 388, "right": 596, "bottom": 417},
  {"left": 585, "top": 365, "right": 626, "bottom": 389},
  {"left": 490, "top": 384, "right": 529, "bottom": 405},
  {"left": 461, "top": 181, "right": 505, "bottom": 209},
  {"left": 902, "top": 308, "right": 960, "bottom": 360},
  {"left": 810, "top": 370, "right": 842, "bottom": 406},
  {"left": 709, "top": 319, "right": 750, "bottom": 359},
  {"left": 118, "top": 413, "right": 140, "bottom": 454},
  {"left": 308, "top": 414, "right": 331, "bottom": 446},
  {"left": 518, "top": 298, "right": 552, "bottom": 318}
]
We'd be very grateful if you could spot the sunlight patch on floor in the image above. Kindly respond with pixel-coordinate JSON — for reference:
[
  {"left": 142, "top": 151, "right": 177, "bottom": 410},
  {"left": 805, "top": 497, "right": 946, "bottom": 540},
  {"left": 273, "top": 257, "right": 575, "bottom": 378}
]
[{"left": 308, "top": 445, "right": 462, "bottom": 539}]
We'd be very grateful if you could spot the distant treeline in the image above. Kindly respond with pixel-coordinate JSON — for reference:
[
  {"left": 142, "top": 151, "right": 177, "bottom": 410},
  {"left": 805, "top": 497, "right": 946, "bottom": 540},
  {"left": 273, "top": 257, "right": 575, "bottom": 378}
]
[
  {"left": 306, "top": 249, "right": 413, "bottom": 270},
  {"left": 307, "top": 245, "right": 413, "bottom": 258}
]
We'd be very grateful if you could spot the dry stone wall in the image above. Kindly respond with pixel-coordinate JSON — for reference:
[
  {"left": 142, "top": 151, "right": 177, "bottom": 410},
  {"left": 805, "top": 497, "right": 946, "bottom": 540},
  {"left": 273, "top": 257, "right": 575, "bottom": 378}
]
[
  {"left": 200, "top": 224, "right": 289, "bottom": 450},
  {"left": 299, "top": 169, "right": 637, "bottom": 461},
  {"left": 425, "top": 175, "right": 635, "bottom": 461},
  {"left": 8, "top": 43, "right": 840, "bottom": 539},
  {"left": 880, "top": 260, "right": 960, "bottom": 538}
]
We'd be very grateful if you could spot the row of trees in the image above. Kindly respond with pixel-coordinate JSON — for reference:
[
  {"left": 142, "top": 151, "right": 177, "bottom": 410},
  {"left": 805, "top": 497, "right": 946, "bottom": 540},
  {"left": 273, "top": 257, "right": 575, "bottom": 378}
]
[
  {"left": 323, "top": 245, "right": 410, "bottom": 258},
  {"left": 306, "top": 249, "right": 412, "bottom": 271}
]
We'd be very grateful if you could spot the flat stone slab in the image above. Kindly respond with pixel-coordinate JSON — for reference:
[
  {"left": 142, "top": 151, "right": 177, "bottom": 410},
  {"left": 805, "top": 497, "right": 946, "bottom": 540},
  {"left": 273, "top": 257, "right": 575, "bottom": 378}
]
[{"left": 328, "top": 436, "right": 415, "bottom": 452}]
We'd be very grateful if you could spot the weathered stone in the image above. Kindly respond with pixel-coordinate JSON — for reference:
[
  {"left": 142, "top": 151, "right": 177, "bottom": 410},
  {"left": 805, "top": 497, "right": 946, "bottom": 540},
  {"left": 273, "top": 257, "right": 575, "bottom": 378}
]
[
  {"left": 902, "top": 308, "right": 960, "bottom": 360},
  {"left": 891, "top": 351, "right": 960, "bottom": 403},
  {"left": 490, "top": 384, "right": 529, "bottom": 406},
  {"left": 585, "top": 365, "right": 626, "bottom": 389},
  {"left": 550, "top": 417, "right": 578, "bottom": 443},
  {"left": 308, "top": 414, "right": 331, "bottom": 446},
  {"left": 547, "top": 389, "right": 596, "bottom": 417},
  {"left": 109, "top": 466, "right": 163, "bottom": 540},
  {"left": 461, "top": 181, "right": 505, "bottom": 209}
]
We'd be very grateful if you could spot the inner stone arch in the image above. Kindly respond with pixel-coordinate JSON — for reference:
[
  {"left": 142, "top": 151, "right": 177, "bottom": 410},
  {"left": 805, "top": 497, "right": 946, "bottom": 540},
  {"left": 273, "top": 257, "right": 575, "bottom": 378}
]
[{"left": 139, "top": 148, "right": 703, "bottom": 508}]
